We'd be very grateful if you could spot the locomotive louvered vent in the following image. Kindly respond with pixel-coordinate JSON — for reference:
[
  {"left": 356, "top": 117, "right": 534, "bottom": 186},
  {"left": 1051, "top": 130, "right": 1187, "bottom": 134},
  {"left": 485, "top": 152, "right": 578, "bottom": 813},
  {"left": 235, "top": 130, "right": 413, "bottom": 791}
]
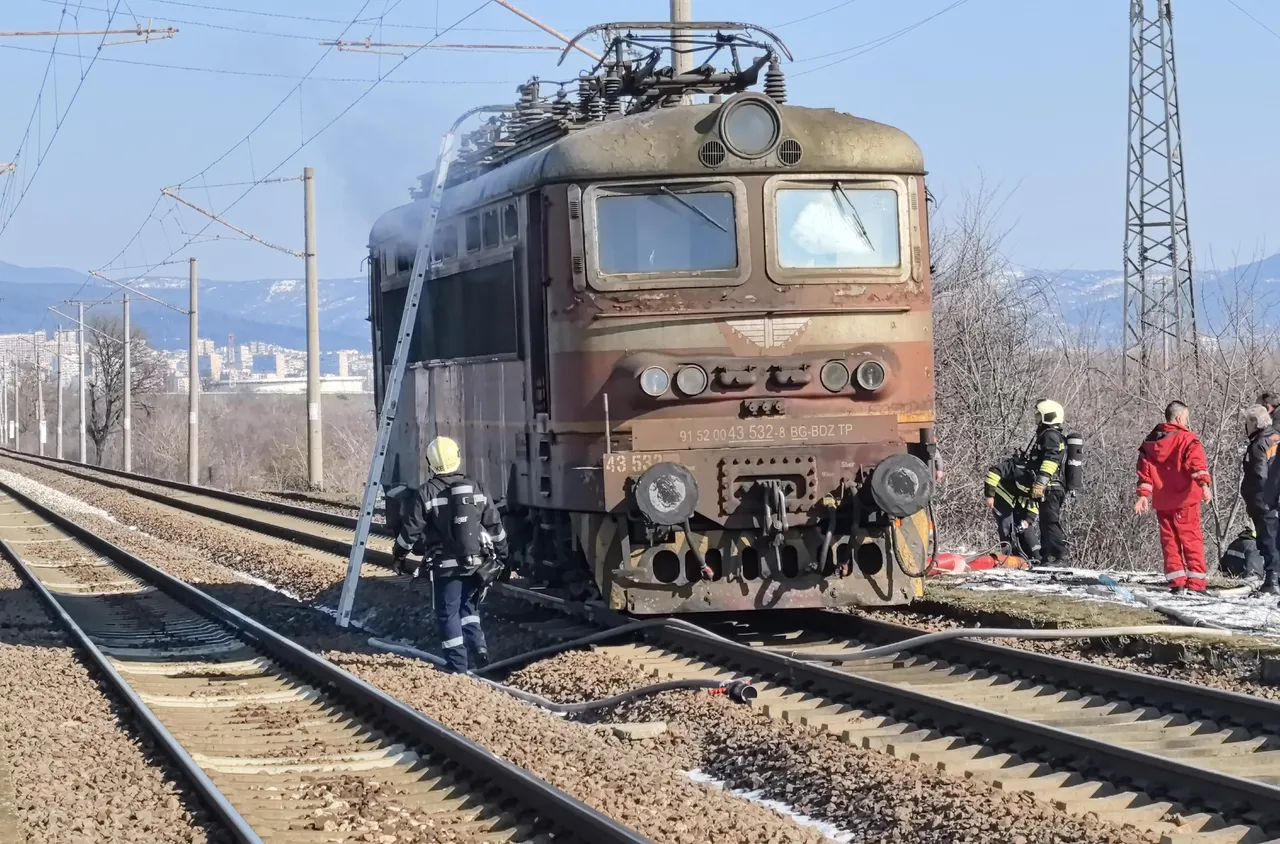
[
  {"left": 699, "top": 140, "right": 727, "bottom": 168},
  {"left": 568, "top": 198, "right": 581, "bottom": 219},
  {"left": 778, "top": 138, "right": 803, "bottom": 166},
  {"left": 572, "top": 255, "right": 585, "bottom": 274}
]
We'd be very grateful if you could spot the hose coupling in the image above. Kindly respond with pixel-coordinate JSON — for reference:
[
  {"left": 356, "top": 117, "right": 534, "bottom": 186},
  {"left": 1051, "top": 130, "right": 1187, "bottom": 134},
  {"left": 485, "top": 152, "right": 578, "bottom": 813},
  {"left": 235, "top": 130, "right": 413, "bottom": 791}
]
[{"left": 708, "top": 679, "right": 757, "bottom": 704}]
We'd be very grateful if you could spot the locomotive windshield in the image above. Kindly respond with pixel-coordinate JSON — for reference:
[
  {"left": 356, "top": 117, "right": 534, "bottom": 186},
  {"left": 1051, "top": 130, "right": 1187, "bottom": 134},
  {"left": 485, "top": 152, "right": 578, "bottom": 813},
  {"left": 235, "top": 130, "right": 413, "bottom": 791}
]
[
  {"left": 595, "top": 187, "right": 737, "bottom": 275},
  {"left": 775, "top": 186, "right": 901, "bottom": 269}
]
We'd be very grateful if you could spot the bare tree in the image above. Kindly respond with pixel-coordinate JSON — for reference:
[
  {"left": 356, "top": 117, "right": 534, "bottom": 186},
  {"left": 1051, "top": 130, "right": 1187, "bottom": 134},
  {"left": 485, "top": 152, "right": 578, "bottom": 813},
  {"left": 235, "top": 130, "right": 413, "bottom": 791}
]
[{"left": 84, "top": 315, "right": 167, "bottom": 466}]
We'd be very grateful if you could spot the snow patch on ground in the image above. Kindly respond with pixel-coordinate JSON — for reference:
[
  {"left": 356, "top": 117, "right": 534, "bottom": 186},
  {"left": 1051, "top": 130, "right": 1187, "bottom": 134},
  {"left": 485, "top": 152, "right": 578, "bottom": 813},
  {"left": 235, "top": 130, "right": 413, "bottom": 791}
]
[
  {"left": 949, "top": 566, "right": 1280, "bottom": 638},
  {"left": 687, "top": 769, "right": 859, "bottom": 842},
  {"left": 0, "top": 469, "right": 118, "bottom": 523}
]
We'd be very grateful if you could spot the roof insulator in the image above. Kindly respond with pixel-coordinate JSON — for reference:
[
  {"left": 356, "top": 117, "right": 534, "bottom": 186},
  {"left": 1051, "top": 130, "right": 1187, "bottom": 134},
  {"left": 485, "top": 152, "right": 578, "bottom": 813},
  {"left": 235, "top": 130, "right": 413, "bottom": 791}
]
[{"left": 765, "top": 57, "right": 787, "bottom": 105}]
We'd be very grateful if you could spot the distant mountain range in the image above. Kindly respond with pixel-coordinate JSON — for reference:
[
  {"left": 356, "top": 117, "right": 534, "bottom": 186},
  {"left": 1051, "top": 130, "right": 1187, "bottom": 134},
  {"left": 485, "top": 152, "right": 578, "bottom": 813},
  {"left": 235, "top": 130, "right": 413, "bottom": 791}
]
[
  {"left": 0, "top": 261, "right": 369, "bottom": 352},
  {"left": 1016, "top": 252, "right": 1280, "bottom": 338},
  {"left": 5, "top": 252, "right": 1280, "bottom": 351}
]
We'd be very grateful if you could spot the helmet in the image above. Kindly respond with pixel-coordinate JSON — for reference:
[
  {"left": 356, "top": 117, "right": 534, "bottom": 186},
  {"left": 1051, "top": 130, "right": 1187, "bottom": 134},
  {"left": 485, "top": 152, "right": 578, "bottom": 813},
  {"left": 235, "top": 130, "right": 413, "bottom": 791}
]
[
  {"left": 424, "top": 436, "right": 462, "bottom": 475},
  {"left": 1035, "top": 399, "right": 1064, "bottom": 426}
]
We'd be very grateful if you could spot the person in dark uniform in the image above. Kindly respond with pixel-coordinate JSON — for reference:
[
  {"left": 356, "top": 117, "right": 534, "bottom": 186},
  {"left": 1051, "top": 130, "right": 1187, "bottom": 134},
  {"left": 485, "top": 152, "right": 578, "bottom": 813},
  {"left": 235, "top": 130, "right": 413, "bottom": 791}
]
[
  {"left": 393, "top": 436, "right": 509, "bottom": 673},
  {"left": 1241, "top": 404, "right": 1280, "bottom": 595},
  {"left": 984, "top": 456, "right": 1041, "bottom": 561},
  {"left": 1025, "top": 399, "right": 1068, "bottom": 565},
  {"left": 1220, "top": 527, "right": 1265, "bottom": 579}
]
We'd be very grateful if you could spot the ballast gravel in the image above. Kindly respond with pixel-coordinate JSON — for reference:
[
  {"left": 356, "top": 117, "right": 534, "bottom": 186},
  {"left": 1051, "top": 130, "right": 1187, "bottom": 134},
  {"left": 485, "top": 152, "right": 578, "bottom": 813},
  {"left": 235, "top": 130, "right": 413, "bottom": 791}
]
[
  {"left": 15, "top": 452, "right": 1280, "bottom": 703},
  {"left": 0, "top": 553, "right": 223, "bottom": 843},
  {"left": 326, "top": 650, "right": 828, "bottom": 844},
  {"left": 5, "top": 458, "right": 1280, "bottom": 840},
  {"left": 0, "top": 465, "right": 827, "bottom": 842},
  {"left": 503, "top": 650, "right": 1160, "bottom": 844}
]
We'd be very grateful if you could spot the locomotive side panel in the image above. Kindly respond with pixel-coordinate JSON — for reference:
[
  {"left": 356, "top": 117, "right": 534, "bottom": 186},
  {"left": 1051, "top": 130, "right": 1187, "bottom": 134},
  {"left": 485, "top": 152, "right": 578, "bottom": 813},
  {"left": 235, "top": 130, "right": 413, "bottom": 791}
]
[{"left": 413, "top": 360, "right": 525, "bottom": 504}]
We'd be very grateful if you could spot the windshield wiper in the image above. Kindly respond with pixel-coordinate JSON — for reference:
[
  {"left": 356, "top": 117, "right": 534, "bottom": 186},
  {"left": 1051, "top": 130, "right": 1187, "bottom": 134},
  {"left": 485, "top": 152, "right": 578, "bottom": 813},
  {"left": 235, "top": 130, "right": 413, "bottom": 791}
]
[
  {"left": 832, "top": 181, "right": 874, "bottom": 250},
  {"left": 660, "top": 186, "right": 729, "bottom": 233}
]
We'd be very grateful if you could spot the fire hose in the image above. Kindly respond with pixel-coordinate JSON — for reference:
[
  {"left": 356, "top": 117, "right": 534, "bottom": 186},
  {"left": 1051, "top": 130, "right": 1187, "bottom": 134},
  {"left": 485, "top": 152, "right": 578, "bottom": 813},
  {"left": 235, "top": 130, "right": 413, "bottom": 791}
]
[{"left": 368, "top": 634, "right": 757, "bottom": 714}]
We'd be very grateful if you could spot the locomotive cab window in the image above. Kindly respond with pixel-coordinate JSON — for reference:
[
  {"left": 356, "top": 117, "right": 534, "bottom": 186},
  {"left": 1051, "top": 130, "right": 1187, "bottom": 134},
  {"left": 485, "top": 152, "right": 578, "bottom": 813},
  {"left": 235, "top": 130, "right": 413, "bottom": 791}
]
[
  {"left": 584, "top": 178, "right": 750, "bottom": 291},
  {"left": 395, "top": 246, "right": 414, "bottom": 274},
  {"left": 482, "top": 209, "right": 500, "bottom": 248},
  {"left": 439, "top": 223, "right": 458, "bottom": 260},
  {"left": 764, "top": 175, "right": 912, "bottom": 284},
  {"left": 501, "top": 202, "right": 519, "bottom": 242},
  {"left": 465, "top": 215, "right": 482, "bottom": 253}
]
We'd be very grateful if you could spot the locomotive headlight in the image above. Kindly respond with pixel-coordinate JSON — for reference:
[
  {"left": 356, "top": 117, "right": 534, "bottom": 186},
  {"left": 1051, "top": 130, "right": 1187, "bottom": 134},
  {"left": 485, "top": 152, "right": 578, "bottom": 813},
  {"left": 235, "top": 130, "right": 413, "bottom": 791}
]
[
  {"left": 718, "top": 95, "right": 781, "bottom": 159},
  {"left": 819, "top": 361, "right": 850, "bottom": 392},
  {"left": 855, "top": 360, "right": 886, "bottom": 392},
  {"left": 674, "top": 365, "right": 709, "bottom": 396},
  {"left": 639, "top": 366, "right": 670, "bottom": 397}
]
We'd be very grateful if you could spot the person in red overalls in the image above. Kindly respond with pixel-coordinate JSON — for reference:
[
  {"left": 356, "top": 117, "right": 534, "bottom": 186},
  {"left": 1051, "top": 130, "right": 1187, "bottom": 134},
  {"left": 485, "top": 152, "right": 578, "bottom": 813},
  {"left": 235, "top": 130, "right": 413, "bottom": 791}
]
[{"left": 1134, "top": 401, "right": 1212, "bottom": 593}]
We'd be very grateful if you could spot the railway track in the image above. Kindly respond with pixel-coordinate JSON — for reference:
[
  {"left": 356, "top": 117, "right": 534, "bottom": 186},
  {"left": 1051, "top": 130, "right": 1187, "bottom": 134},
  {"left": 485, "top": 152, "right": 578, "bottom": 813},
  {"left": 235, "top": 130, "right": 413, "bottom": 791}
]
[
  {"left": 489, "top": 585, "right": 1280, "bottom": 844},
  {"left": 0, "top": 448, "right": 395, "bottom": 562},
  {"left": 0, "top": 479, "right": 649, "bottom": 844},
  {"left": 12, "top": 448, "right": 1280, "bottom": 840}
]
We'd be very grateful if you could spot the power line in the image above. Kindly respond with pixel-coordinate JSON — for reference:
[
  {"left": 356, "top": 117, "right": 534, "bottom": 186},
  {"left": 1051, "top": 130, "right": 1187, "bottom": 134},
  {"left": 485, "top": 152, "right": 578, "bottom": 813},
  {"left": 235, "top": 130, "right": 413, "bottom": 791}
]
[
  {"left": 791, "top": 0, "right": 973, "bottom": 77},
  {"left": 95, "top": 0, "right": 528, "bottom": 33},
  {"left": 174, "top": 0, "right": 379, "bottom": 188},
  {"left": 773, "top": 0, "right": 861, "bottom": 29},
  {"left": 1223, "top": 0, "right": 1280, "bottom": 41},
  {"left": 0, "top": 1, "right": 124, "bottom": 242},
  {"left": 93, "top": 0, "right": 495, "bottom": 294},
  {"left": 0, "top": 41, "right": 526, "bottom": 80},
  {"left": 77, "top": 0, "right": 379, "bottom": 299}
]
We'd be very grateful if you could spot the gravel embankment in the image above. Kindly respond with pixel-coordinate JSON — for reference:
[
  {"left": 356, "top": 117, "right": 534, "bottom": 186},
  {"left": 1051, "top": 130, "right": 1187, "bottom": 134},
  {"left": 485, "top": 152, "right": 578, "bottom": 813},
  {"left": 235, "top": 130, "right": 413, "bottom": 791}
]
[
  {"left": 502, "top": 650, "right": 1160, "bottom": 844},
  {"left": 0, "top": 464, "right": 835, "bottom": 842},
  {"left": 0, "top": 555, "right": 225, "bottom": 843}
]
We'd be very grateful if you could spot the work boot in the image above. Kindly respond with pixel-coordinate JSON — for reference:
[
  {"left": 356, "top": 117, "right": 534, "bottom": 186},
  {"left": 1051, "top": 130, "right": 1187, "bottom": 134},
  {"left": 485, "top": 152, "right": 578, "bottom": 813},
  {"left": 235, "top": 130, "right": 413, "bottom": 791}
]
[
  {"left": 471, "top": 649, "right": 490, "bottom": 671},
  {"left": 1261, "top": 573, "right": 1280, "bottom": 596},
  {"left": 1170, "top": 586, "right": 1186, "bottom": 595}
]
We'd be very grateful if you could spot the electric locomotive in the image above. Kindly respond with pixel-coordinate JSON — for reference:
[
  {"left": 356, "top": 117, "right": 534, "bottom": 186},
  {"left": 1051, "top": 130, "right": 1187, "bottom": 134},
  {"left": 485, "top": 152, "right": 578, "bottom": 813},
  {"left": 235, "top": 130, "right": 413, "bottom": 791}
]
[{"left": 368, "top": 22, "right": 936, "bottom": 614}]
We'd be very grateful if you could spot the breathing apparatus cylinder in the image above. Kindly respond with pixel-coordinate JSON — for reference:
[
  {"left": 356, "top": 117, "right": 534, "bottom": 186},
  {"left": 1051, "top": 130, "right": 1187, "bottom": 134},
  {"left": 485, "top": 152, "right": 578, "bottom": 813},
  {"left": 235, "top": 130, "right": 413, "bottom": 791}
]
[{"left": 1065, "top": 434, "right": 1084, "bottom": 493}]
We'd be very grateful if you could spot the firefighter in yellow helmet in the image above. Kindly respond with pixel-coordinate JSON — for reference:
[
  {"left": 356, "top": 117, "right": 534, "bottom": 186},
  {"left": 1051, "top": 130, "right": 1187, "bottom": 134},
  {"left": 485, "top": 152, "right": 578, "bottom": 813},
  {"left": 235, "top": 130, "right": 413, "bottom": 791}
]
[
  {"left": 392, "top": 436, "right": 509, "bottom": 673},
  {"left": 1023, "top": 399, "right": 1068, "bottom": 565}
]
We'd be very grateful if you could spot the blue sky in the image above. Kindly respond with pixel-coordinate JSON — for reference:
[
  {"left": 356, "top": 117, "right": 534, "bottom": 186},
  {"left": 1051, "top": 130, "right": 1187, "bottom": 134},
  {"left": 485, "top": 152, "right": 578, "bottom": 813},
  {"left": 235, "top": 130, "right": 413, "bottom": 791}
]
[{"left": 0, "top": 0, "right": 1277, "bottom": 284}]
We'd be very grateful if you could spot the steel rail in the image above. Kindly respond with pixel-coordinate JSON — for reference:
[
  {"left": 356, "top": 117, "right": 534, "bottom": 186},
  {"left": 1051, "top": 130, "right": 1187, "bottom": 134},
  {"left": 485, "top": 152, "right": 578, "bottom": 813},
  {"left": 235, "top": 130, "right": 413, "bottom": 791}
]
[
  {"left": 0, "top": 447, "right": 387, "bottom": 533},
  {"left": 0, "top": 450, "right": 395, "bottom": 566},
  {"left": 0, "top": 533, "right": 265, "bottom": 844},
  {"left": 13, "top": 449, "right": 1280, "bottom": 825},
  {"left": 0, "top": 479, "right": 652, "bottom": 844},
  {"left": 801, "top": 610, "right": 1280, "bottom": 732},
  {"left": 652, "top": 623, "right": 1280, "bottom": 828},
  {"left": 490, "top": 584, "right": 1280, "bottom": 830}
]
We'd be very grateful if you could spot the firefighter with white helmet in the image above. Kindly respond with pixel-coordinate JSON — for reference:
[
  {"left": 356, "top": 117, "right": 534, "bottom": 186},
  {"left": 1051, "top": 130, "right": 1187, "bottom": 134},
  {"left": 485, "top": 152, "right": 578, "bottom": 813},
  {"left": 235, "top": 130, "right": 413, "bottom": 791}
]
[
  {"left": 1024, "top": 399, "right": 1069, "bottom": 565},
  {"left": 392, "top": 436, "right": 508, "bottom": 672}
]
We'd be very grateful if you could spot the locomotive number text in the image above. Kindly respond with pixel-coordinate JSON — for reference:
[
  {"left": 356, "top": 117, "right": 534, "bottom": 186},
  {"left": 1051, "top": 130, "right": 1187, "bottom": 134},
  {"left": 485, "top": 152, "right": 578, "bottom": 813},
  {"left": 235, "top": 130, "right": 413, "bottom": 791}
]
[
  {"left": 630, "top": 415, "right": 900, "bottom": 451},
  {"left": 677, "top": 422, "right": 856, "bottom": 446},
  {"left": 603, "top": 452, "right": 677, "bottom": 474}
]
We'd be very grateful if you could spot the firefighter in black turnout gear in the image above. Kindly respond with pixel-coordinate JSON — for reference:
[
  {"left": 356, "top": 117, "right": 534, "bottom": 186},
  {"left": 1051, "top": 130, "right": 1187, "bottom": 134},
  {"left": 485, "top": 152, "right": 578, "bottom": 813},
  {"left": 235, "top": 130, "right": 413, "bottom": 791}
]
[
  {"left": 984, "top": 456, "right": 1041, "bottom": 561},
  {"left": 1025, "top": 399, "right": 1069, "bottom": 565},
  {"left": 393, "top": 436, "right": 509, "bottom": 673}
]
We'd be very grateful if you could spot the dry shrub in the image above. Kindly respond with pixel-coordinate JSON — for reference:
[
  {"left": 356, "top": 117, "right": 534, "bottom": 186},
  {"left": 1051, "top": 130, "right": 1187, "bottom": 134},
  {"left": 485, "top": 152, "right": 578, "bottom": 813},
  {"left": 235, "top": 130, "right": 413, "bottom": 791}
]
[
  {"left": 932, "top": 188, "right": 1278, "bottom": 571},
  {"left": 125, "top": 392, "right": 374, "bottom": 493}
]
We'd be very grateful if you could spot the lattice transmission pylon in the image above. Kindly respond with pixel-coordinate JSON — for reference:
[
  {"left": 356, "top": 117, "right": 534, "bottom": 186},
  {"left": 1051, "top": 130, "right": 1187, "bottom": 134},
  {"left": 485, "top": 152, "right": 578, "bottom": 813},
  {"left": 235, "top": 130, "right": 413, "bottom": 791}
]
[{"left": 1122, "top": 0, "right": 1197, "bottom": 388}]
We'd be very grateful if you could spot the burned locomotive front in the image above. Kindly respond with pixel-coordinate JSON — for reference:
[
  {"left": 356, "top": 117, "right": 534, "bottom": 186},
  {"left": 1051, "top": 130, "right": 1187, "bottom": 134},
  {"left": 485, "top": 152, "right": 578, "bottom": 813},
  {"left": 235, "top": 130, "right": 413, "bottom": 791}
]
[
  {"left": 368, "top": 22, "right": 936, "bottom": 615},
  {"left": 544, "top": 97, "right": 936, "bottom": 613}
]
